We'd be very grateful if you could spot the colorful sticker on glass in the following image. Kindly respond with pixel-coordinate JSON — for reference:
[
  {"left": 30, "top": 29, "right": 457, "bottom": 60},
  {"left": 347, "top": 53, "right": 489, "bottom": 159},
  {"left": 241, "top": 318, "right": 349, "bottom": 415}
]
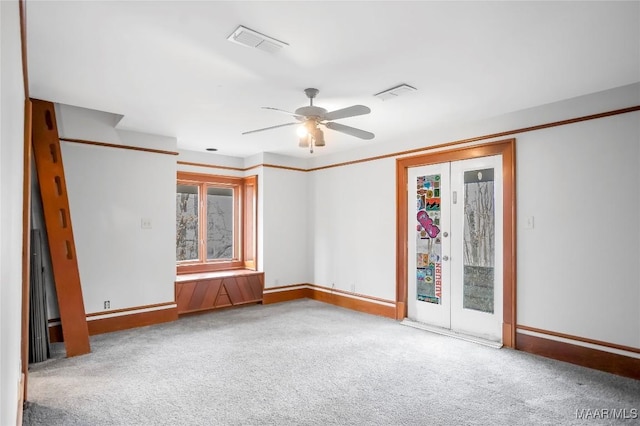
[{"left": 416, "top": 174, "right": 442, "bottom": 304}]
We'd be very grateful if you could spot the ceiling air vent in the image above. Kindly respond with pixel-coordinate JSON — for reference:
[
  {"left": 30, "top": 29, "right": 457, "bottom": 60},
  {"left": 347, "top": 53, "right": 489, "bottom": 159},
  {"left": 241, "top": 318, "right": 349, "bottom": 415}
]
[
  {"left": 227, "top": 25, "right": 288, "bottom": 53},
  {"left": 374, "top": 84, "right": 417, "bottom": 101}
]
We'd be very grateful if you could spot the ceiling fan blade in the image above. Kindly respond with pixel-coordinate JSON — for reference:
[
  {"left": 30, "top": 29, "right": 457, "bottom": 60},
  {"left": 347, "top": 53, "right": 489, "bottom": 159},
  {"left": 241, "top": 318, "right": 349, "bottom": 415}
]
[
  {"left": 261, "top": 107, "right": 305, "bottom": 120},
  {"left": 323, "top": 105, "right": 371, "bottom": 121},
  {"left": 325, "top": 122, "right": 375, "bottom": 140},
  {"left": 242, "top": 122, "right": 298, "bottom": 135}
]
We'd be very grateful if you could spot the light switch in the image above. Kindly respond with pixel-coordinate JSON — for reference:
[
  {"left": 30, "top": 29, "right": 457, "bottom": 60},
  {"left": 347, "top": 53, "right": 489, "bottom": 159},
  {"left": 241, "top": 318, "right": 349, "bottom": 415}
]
[
  {"left": 525, "top": 216, "right": 534, "bottom": 230},
  {"left": 141, "top": 218, "right": 152, "bottom": 229}
]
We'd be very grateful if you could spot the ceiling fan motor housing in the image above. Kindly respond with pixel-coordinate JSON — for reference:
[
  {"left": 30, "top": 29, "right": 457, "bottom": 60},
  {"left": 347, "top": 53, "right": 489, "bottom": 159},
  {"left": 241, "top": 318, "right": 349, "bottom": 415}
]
[{"left": 294, "top": 106, "right": 327, "bottom": 118}]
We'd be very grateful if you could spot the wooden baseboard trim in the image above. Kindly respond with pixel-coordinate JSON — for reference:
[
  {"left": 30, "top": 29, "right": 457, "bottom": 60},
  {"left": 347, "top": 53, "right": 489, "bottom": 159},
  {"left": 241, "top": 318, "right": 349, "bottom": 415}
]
[
  {"left": 48, "top": 322, "right": 64, "bottom": 343},
  {"left": 263, "top": 284, "right": 396, "bottom": 319},
  {"left": 85, "top": 301, "right": 177, "bottom": 319},
  {"left": 309, "top": 288, "right": 396, "bottom": 319},
  {"left": 516, "top": 331, "right": 640, "bottom": 380},
  {"left": 311, "top": 284, "right": 395, "bottom": 305},
  {"left": 17, "top": 373, "right": 25, "bottom": 426},
  {"left": 87, "top": 306, "right": 178, "bottom": 336},
  {"left": 49, "top": 305, "right": 178, "bottom": 342},
  {"left": 517, "top": 324, "right": 640, "bottom": 354},
  {"left": 502, "top": 323, "right": 514, "bottom": 348},
  {"left": 263, "top": 286, "right": 311, "bottom": 304}
]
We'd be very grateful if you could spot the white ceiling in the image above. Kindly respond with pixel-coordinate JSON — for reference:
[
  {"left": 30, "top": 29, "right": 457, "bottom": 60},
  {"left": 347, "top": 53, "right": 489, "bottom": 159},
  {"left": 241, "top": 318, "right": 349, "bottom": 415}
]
[{"left": 26, "top": 1, "right": 640, "bottom": 159}]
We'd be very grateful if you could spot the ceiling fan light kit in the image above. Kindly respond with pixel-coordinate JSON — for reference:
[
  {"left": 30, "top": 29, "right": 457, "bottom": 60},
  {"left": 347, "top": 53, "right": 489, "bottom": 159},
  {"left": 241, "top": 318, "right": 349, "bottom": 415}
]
[
  {"left": 313, "top": 128, "right": 325, "bottom": 147},
  {"left": 295, "top": 120, "right": 326, "bottom": 153},
  {"left": 242, "top": 88, "right": 374, "bottom": 153}
]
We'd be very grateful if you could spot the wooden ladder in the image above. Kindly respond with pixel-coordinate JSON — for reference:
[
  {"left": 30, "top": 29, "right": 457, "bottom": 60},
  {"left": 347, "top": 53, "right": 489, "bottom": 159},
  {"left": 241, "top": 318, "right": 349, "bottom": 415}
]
[{"left": 31, "top": 99, "right": 90, "bottom": 357}]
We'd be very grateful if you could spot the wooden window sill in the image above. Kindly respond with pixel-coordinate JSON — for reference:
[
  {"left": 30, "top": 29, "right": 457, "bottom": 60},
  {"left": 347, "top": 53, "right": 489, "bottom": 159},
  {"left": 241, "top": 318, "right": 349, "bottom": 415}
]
[{"left": 175, "top": 269, "right": 262, "bottom": 283}]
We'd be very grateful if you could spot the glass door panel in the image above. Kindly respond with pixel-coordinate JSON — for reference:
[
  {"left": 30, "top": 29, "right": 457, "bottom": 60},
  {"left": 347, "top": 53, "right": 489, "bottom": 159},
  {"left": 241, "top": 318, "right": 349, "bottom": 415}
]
[
  {"left": 462, "top": 168, "right": 495, "bottom": 314},
  {"left": 451, "top": 155, "right": 503, "bottom": 342}
]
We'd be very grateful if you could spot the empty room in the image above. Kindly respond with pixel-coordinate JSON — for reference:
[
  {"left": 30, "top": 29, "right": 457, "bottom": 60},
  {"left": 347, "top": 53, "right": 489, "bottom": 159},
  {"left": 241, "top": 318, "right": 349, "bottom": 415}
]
[{"left": 1, "top": 1, "right": 639, "bottom": 425}]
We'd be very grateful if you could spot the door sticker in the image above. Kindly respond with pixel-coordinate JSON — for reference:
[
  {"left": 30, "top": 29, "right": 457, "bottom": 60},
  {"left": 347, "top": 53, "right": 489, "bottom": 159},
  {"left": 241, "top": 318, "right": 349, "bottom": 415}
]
[{"left": 416, "top": 174, "right": 442, "bottom": 304}]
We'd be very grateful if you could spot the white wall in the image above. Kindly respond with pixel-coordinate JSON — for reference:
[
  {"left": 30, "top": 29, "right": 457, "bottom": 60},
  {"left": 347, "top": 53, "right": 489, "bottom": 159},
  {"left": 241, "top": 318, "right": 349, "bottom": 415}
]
[
  {"left": 60, "top": 142, "right": 176, "bottom": 313},
  {"left": 261, "top": 167, "right": 309, "bottom": 287},
  {"left": 517, "top": 112, "right": 639, "bottom": 347},
  {"left": 0, "top": 1, "right": 25, "bottom": 424},
  {"left": 308, "top": 84, "right": 640, "bottom": 349},
  {"left": 177, "top": 148, "right": 245, "bottom": 176},
  {"left": 55, "top": 107, "right": 177, "bottom": 314},
  {"left": 310, "top": 159, "right": 396, "bottom": 299},
  {"left": 55, "top": 103, "right": 123, "bottom": 144}
]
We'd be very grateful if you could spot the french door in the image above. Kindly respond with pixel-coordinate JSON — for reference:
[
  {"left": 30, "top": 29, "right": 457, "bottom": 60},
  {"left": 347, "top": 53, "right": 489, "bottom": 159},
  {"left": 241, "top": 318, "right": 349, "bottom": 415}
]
[{"left": 407, "top": 155, "right": 503, "bottom": 342}]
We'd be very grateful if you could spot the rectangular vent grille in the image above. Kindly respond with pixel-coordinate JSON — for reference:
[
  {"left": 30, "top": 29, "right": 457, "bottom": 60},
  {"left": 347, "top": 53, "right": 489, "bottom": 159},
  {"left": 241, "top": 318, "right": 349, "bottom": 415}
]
[
  {"left": 227, "top": 25, "right": 288, "bottom": 53},
  {"left": 374, "top": 84, "right": 417, "bottom": 101}
]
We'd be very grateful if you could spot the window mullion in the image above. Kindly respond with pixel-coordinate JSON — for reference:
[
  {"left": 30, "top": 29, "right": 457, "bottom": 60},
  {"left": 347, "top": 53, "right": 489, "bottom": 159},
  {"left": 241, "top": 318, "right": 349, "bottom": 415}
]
[
  {"left": 200, "top": 183, "right": 207, "bottom": 263},
  {"left": 235, "top": 185, "right": 242, "bottom": 262}
]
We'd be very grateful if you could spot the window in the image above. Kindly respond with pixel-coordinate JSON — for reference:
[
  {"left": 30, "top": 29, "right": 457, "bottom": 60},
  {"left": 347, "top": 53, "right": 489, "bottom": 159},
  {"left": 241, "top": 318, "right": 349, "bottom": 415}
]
[
  {"left": 176, "top": 182, "right": 237, "bottom": 262},
  {"left": 176, "top": 172, "right": 257, "bottom": 273}
]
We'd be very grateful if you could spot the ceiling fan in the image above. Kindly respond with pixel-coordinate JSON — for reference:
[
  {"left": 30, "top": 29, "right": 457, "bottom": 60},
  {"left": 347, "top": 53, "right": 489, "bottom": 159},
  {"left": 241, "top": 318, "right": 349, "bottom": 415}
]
[{"left": 242, "top": 88, "right": 374, "bottom": 153}]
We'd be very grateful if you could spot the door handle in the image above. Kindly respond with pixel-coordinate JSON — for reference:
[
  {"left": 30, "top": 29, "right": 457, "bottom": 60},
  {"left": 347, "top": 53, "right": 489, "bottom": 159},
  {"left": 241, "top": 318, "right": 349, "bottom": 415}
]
[
  {"left": 443, "top": 256, "right": 449, "bottom": 261},
  {"left": 443, "top": 232, "right": 449, "bottom": 237}
]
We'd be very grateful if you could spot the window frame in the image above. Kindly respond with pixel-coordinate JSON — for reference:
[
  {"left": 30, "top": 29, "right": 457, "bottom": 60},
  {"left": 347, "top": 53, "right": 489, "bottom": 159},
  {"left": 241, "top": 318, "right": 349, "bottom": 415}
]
[{"left": 176, "top": 171, "right": 257, "bottom": 274}]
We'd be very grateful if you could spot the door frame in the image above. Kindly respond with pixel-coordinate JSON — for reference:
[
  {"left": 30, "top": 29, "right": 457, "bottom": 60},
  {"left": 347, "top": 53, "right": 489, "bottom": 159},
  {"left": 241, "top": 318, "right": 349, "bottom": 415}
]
[{"left": 396, "top": 139, "right": 516, "bottom": 347}]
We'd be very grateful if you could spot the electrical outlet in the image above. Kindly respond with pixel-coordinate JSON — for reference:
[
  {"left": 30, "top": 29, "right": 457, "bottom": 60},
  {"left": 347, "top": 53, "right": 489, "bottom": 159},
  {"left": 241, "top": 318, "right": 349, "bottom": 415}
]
[
  {"left": 104, "top": 300, "right": 110, "bottom": 309},
  {"left": 141, "top": 218, "right": 152, "bottom": 229}
]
